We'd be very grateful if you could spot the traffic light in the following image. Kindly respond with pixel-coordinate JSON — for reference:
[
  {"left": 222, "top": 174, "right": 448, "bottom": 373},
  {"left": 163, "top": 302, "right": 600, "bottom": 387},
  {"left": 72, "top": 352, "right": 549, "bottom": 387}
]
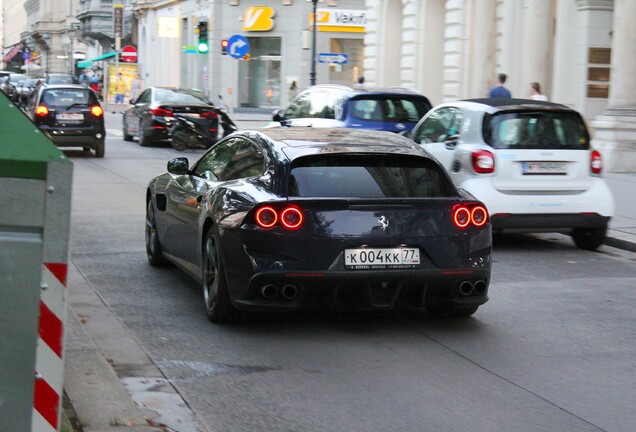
[
  {"left": 197, "top": 22, "right": 209, "bottom": 53},
  {"left": 221, "top": 39, "right": 228, "bottom": 55}
]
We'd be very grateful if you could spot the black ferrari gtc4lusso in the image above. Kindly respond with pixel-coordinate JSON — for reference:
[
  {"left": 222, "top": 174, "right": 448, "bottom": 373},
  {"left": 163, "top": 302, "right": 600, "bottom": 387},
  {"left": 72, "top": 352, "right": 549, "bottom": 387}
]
[{"left": 146, "top": 127, "right": 492, "bottom": 322}]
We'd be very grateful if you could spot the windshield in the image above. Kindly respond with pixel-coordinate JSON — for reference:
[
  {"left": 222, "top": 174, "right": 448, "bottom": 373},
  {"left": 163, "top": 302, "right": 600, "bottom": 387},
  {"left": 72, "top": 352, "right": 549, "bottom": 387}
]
[
  {"left": 349, "top": 97, "right": 432, "bottom": 122},
  {"left": 288, "top": 154, "right": 455, "bottom": 198},
  {"left": 155, "top": 89, "right": 210, "bottom": 104},
  {"left": 486, "top": 111, "right": 590, "bottom": 150}
]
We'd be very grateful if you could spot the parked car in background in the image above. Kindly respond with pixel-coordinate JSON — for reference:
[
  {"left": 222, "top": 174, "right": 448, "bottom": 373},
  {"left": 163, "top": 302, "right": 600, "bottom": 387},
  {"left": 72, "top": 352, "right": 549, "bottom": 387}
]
[
  {"left": 272, "top": 84, "right": 432, "bottom": 133},
  {"left": 16, "top": 78, "right": 39, "bottom": 106},
  {"left": 123, "top": 87, "right": 219, "bottom": 147},
  {"left": 407, "top": 98, "right": 614, "bottom": 250},
  {"left": 44, "top": 73, "right": 79, "bottom": 85},
  {"left": 2, "top": 73, "right": 30, "bottom": 103},
  {"left": 145, "top": 127, "right": 492, "bottom": 323},
  {"left": 25, "top": 84, "right": 106, "bottom": 157}
]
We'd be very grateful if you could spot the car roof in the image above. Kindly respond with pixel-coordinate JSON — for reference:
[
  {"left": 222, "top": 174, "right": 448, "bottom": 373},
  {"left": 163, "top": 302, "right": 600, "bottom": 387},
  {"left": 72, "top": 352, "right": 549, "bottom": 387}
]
[
  {"left": 306, "top": 84, "right": 426, "bottom": 96},
  {"left": 247, "top": 127, "right": 430, "bottom": 159},
  {"left": 455, "top": 98, "right": 575, "bottom": 112},
  {"left": 41, "top": 84, "right": 92, "bottom": 90}
]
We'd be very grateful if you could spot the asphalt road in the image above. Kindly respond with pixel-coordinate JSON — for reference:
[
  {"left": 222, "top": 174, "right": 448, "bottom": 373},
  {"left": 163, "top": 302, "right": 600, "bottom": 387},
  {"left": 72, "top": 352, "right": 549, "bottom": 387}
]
[{"left": 64, "top": 112, "right": 636, "bottom": 432}]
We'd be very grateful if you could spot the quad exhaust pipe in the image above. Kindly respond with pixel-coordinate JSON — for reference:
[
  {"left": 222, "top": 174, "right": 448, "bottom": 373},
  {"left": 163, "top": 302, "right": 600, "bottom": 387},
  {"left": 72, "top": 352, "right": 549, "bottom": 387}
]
[
  {"left": 260, "top": 283, "right": 299, "bottom": 300},
  {"left": 458, "top": 280, "right": 487, "bottom": 296}
]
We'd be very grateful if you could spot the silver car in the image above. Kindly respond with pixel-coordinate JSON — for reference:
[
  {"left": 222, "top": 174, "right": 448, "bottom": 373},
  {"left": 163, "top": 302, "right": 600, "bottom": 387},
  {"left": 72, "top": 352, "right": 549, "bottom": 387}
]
[{"left": 408, "top": 98, "right": 614, "bottom": 250}]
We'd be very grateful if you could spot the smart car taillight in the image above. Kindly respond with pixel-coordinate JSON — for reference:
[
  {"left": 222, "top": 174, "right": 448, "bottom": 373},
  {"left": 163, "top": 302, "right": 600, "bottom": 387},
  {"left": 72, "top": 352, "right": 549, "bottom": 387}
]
[
  {"left": 150, "top": 107, "right": 174, "bottom": 117},
  {"left": 91, "top": 105, "right": 103, "bottom": 117},
  {"left": 591, "top": 150, "right": 602, "bottom": 175},
  {"left": 453, "top": 204, "right": 489, "bottom": 229},
  {"left": 35, "top": 105, "right": 48, "bottom": 117},
  {"left": 255, "top": 205, "right": 304, "bottom": 231},
  {"left": 256, "top": 206, "right": 277, "bottom": 228},
  {"left": 471, "top": 150, "right": 495, "bottom": 174}
]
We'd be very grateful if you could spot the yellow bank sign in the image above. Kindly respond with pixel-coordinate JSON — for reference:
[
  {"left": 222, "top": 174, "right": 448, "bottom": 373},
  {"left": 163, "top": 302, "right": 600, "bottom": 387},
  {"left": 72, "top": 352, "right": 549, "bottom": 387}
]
[
  {"left": 315, "top": 9, "right": 366, "bottom": 33},
  {"left": 243, "top": 6, "right": 275, "bottom": 31}
]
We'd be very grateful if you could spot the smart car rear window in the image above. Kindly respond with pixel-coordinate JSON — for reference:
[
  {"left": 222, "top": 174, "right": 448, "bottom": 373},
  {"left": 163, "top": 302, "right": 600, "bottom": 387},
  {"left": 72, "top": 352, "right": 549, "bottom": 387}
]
[
  {"left": 288, "top": 155, "right": 455, "bottom": 198},
  {"left": 485, "top": 111, "right": 590, "bottom": 150},
  {"left": 349, "top": 97, "right": 432, "bottom": 122}
]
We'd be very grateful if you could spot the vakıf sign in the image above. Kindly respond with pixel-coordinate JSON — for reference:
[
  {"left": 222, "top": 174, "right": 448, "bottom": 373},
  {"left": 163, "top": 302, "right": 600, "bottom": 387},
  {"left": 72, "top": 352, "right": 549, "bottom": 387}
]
[
  {"left": 315, "top": 9, "right": 366, "bottom": 33},
  {"left": 243, "top": 6, "right": 275, "bottom": 31}
]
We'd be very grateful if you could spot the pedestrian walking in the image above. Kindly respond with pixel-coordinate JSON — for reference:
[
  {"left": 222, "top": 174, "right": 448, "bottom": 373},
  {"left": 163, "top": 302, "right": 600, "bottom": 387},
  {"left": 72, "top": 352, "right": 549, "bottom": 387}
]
[
  {"left": 131, "top": 73, "right": 143, "bottom": 101},
  {"left": 289, "top": 80, "right": 298, "bottom": 100},
  {"left": 113, "top": 72, "right": 125, "bottom": 113},
  {"left": 488, "top": 73, "right": 512, "bottom": 98},
  {"left": 354, "top": 75, "right": 365, "bottom": 88},
  {"left": 529, "top": 82, "right": 548, "bottom": 101}
]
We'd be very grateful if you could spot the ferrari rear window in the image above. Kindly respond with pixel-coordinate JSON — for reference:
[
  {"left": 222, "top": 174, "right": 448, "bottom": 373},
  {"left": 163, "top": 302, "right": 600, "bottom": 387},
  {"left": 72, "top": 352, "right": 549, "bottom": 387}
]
[
  {"left": 288, "top": 155, "right": 456, "bottom": 198},
  {"left": 486, "top": 111, "right": 590, "bottom": 150}
]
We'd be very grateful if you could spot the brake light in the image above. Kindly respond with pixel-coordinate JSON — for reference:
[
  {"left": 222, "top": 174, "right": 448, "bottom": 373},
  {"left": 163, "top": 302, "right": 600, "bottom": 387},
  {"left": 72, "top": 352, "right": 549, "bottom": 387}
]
[
  {"left": 91, "top": 105, "right": 103, "bottom": 117},
  {"left": 453, "top": 204, "right": 489, "bottom": 229},
  {"left": 591, "top": 150, "right": 602, "bottom": 174},
  {"left": 35, "top": 105, "right": 49, "bottom": 117},
  {"left": 200, "top": 111, "right": 218, "bottom": 120},
  {"left": 255, "top": 205, "right": 304, "bottom": 231},
  {"left": 150, "top": 107, "right": 174, "bottom": 117},
  {"left": 471, "top": 150, "right": 495, "bottom": 174}
]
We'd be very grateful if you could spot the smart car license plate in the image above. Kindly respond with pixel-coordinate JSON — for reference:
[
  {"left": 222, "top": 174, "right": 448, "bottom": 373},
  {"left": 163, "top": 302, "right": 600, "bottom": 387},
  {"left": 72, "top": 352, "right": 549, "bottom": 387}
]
[
  {"left": 344, "top": 248, "right": 420, "bottom": 270},
  {"left": 521, "top": 161, "right": 566, "bottom": 175},
  {"left": 57, "top": 113, "right": 83, "bottom": 121}
]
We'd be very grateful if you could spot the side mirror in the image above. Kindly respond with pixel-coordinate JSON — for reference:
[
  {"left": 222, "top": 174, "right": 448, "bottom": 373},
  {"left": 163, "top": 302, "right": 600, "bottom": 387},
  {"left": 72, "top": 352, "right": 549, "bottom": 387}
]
[
  {"left": 445, "top": 134, "right": 459, "bottom": 149},
  {"left": 272, "top": 109, "right": 285, "bottom": 123},
  {"left": 167, "top": 157, "right": 190, "bottom": 175}
]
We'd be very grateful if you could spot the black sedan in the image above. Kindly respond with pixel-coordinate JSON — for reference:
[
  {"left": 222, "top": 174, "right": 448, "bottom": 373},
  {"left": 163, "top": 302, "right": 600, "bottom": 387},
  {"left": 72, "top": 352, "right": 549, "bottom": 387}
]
[
  {"left": 146, "top": 128, "right": 492, "bottom": 322},
  {"left": 123, "top": 87, "right": 219, "bottom": 147}
]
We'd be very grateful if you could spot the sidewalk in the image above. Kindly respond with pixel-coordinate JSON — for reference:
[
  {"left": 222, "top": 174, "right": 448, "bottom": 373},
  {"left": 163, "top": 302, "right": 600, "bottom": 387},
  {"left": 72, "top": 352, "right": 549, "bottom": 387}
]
[{"left": 603, "top": 172, "right": 636, "bottom": 252}]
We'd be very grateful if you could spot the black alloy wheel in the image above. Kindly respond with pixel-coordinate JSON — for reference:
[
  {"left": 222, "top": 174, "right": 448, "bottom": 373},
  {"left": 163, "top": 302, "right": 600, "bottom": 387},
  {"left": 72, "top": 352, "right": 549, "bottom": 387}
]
[
  {"left": 94, "top": 140, "right": 105, "bottom": 158},
  {"left": 145, "top": 200, "right": 168, "bottom": 266},
  {"left": 138, "top": 122, "right": 151, "bottom": 147},
  {"left": 202, "top": 229, "right": 238, "bottom": 323}
]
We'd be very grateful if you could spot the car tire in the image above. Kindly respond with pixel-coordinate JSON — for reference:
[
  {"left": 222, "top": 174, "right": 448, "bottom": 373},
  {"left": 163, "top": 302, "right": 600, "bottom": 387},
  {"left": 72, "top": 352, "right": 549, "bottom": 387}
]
[
  {"left": 145, "top": 200, "right": 169, "bottom": 266},
  {"left": 138, "top": 125, "right": 152, "bottom": 147},
  {"left": 572, "top": 226, "right": 607, "bottom": 250},
  {"left": 425, "top": 305, "right": 479, "bottom": 318},
  {"left": 203, "top": 228, "right": 239, "bottom": 323},
  {"left": 94, "top": 141, "right": 105, "bottom": 158},
  {"left": 123, "top": 120, "right": 134, "bottom": 142}
]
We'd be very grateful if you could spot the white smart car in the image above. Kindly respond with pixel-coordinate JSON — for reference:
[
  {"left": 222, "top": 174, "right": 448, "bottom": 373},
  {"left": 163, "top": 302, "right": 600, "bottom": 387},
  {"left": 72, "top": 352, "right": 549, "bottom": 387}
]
[{"left": 409, "top": 98, "right": 614, "bottom": 250}]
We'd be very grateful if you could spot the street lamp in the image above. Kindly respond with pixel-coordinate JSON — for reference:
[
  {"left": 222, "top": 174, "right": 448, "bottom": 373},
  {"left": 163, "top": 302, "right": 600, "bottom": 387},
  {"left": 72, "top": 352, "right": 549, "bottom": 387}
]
[{"left": 310, "top": 0, "right": 318, "bottom": 86}]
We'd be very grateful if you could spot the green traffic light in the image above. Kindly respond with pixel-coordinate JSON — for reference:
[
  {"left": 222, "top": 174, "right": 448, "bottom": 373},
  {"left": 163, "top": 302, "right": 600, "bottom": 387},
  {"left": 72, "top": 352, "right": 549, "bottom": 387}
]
[{"left": 197, "top": 42, "right": 209, "bottom": 53}]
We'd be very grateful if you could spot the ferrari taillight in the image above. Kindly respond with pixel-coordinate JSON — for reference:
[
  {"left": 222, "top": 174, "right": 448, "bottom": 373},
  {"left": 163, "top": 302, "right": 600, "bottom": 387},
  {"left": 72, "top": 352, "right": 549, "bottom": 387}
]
[
  {"left": 255, "top": 205, "right": 304, "bottom": 231},
  {"left": 453, "top": 204, "right": 488, "bottom": 229}
]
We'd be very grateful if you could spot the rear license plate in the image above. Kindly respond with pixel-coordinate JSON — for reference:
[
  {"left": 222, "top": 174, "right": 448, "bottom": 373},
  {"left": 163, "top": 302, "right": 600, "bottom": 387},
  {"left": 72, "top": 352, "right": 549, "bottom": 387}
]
[
  {"left": 56, "top": 113, "right": 83, "bottom": 121},
  {"left": 521, "top": 161, "right": 566, "bottom": 175},
  {"left": 344, "top": 248, "right": 420, "bottom": 270}
]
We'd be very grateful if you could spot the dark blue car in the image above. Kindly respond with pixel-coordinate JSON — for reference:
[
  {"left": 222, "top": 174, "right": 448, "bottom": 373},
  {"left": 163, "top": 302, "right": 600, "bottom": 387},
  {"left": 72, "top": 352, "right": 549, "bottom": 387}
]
[{"left": 272, "top": 84, "right": 432, "bottom": 133}]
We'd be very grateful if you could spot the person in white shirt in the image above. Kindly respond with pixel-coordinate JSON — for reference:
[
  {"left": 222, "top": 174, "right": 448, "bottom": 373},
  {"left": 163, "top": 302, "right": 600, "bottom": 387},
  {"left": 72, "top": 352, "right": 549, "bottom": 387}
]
[{"left": 529, "top": 82, "right": 548, "bottom": 101}]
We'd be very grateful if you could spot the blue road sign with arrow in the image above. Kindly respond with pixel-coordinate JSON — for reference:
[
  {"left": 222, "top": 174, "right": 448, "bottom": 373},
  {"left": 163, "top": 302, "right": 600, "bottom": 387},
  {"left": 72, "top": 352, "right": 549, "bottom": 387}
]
[
  {"left": 227, "top": 34, "right": 250, "bottom": 59},
  {"left": 318, "top": 53, "right": 349, "bottom": 64}
]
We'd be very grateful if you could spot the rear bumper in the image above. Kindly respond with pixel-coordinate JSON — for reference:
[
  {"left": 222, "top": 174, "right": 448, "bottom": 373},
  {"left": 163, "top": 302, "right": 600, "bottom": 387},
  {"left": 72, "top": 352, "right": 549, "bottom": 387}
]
[
  {"left": 41, "top": 127, "right": 105, "bottom": 147},
  {"left": 460, "top": 176, "right": 615, "bottom": 220},
  {"left": 490, "top": 213, "right": 610, "bottom": 232},
  {"left": 232, "top": 268, "right": 491, "bottom": 313}
]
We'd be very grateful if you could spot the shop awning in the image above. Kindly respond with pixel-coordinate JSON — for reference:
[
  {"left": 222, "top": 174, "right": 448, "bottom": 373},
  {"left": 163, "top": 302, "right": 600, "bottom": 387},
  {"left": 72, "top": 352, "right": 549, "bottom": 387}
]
[
  {"left": 77, "top": 51, "right": 117, "bottom": 68},
  {"left": 2, "top": 44, "right": 22, "bottom": 63}
]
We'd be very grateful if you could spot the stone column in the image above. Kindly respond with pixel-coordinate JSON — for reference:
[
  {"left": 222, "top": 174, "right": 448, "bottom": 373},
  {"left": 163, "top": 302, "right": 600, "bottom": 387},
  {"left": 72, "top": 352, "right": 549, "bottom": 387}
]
[
  {"left": 469, "top": 0, "right": 497, "bottom": 98},
  {"left": 520, "top": 0, "right": 552, "bottom": 98},
  {"left": 592, "top": 0, "right": 636, "bottom": 172}
]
